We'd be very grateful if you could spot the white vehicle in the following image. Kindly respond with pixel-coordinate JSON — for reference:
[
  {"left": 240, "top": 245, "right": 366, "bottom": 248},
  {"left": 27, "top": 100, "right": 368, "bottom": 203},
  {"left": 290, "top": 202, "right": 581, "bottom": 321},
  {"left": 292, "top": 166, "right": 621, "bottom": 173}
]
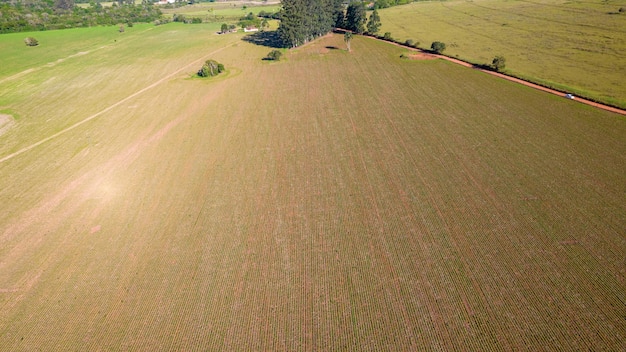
[{"left": 565, "top": 93, "right": 575, "bottom": 100}]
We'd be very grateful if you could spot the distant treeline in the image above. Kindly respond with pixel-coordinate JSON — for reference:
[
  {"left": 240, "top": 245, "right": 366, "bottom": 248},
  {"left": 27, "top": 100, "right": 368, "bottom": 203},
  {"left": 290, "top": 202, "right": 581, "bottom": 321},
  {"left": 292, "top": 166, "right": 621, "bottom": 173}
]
[
  {"left": 373, "top": 0, "right": 415, "bottom": 9},
  {"left": 0, "top": 0, "right": 162, "bottom": 33}
]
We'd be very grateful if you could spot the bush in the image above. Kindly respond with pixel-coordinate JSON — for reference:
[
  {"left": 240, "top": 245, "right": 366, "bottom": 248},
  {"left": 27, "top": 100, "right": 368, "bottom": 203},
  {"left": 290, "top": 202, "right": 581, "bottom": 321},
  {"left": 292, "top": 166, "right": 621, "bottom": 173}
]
[
  {"left": 383, "top": 32, "right": 392, "bottom": 41},
  {"left": 266, "top": 50, "right": 282, "bottom": 61},
  {"left": 431, "top": 41, "right": 446, "bottom": 54},
  {"left": 198, "top": 59, "right": 225, "bottom": 77},
  {"left": 24, "top": 37, "right": 38, "bottom": 46},
  {"left": 405, "top": 39, "right": 414, "bottom": 47},
  {"left": 492, "top": 55, "right": 506, "bottom": 72}
]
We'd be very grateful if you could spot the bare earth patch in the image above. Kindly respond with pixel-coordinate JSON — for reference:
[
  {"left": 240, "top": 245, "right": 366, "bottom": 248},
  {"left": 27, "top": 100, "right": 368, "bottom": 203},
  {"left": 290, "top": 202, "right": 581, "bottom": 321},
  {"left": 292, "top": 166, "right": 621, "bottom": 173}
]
[
  {"left": 407, "top": 53, "right": 437, "bottom": 60},
  {"left": 0, "top": 114, "right": 15, "bottom": 136}
]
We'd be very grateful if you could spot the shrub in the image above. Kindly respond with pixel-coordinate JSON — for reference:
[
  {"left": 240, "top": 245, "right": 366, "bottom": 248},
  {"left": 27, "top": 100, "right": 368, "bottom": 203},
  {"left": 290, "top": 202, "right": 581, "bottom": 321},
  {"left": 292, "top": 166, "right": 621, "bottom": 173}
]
[
  {"left": 24, "top": 37, "right": 39, "bottom": 46},
  {"left": 383, "top": 32, "right": 392, "bottom": 41},
  {"left": 266, "top": 50, "right": 282, "bottom": 61},
  {"left": 198, "top": 59, "right": 225, "bottom": 77},
  {"left": 492, "top": 55, "right": 506, "bottom": 72},
  {"left": 405, "top": 39, "right": 414, "bottom": 47},
  {"left": 431, "top": 41, "right": 446, "bottom": 54}
]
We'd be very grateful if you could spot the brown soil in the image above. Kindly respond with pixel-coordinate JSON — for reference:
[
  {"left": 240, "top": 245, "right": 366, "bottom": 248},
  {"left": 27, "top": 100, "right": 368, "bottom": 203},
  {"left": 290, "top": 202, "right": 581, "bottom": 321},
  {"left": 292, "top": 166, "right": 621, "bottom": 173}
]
[{"left": 406, "top": 53, "right": 437, "bottom": 60}]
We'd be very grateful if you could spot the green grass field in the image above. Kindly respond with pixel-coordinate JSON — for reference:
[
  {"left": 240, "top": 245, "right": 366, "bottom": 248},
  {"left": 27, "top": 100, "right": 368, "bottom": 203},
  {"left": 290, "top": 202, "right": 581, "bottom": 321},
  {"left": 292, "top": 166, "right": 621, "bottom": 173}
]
[
  {"left": 378, "top": 0, "right": 626, "bottom": 108},
  {"left": 0, "top": 21, "right": 625, "bottom": 350},
  {"left": 160, "top": 2, "right": 281, "bottom": 22}
]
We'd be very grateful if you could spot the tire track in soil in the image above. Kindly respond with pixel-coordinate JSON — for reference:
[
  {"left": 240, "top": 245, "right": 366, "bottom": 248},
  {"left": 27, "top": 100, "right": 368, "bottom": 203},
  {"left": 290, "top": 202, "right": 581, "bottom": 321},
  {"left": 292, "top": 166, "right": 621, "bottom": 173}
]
[
  {"left": 0, "top": 40, "right": 237, "bottom": 164},
  {"left": 0, "top": 41, "right": 238, "bottom": 316},
  {"left": 0, "top": 27, "right": 156, "bottom": 86}
]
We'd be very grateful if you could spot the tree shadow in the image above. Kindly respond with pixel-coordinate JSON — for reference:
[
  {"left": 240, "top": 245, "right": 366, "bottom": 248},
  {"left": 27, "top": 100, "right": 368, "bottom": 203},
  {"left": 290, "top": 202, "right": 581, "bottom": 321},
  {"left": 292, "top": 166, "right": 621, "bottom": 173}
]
[
  {"left": 325, "top": 46, "right": 339, "bottom": 50},
  {"left": 242, "top": 31, "right": 285, "bottom": 49}
]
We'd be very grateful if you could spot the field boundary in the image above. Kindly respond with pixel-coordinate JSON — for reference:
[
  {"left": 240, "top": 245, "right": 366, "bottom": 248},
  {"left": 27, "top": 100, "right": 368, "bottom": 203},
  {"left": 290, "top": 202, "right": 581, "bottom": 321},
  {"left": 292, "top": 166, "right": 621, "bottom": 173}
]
[{"left": 354, "top": 31, "right": 626, "bottom": 116}]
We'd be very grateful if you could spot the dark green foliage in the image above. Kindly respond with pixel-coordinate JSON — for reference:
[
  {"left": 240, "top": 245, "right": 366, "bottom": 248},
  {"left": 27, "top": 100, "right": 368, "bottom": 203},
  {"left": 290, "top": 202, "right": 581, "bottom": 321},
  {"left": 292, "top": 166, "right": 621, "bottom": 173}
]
[
  {"left": 24, "top": 37, "right": 39, "bottom": 46},
  {"left": 375, "top": 0, "right": 413, "bottom": 9},
  {"left": 405, "top": 39, "right": 414, "bottom": 47},
  {"left": 345, "top": 1, "right": 366, "bottom": 34},
  {"left": 173, "top": 14, "right": 203, "bottom": 24},
  {"left": 221, "top": 23, "right": 229, "bottom": 33},
  {"left": 431, "top": 41, "right": 446, "bottom": 54},
  {"left": 333, "top": 10, "right": 345, "bottom": 29},
  {"left": 238, "top": 12, "right": 261, "bottom": 29},
  {"left": 266, "top": 50, "right": 283, "bottom": 60},
  {"left": 332, "top": 0, "right": 345, "bottom": 28},
  {"left": 277, "top": 0, "right": 306, "bottom": 47},
  {"left": 0, "top": 1, "right": 162, "bottom": 33},
  {"left": 366, "top": 8, "right": 381, "bottom": 35},
  {"left": 198, "top": 59, "right": 225, "bottom": 77},
  {"left": 492, "top": 55, "right": 506, "bottom": 71},
  {"left": 277, "top": 0, "right": 344, "bottom": 48},
  {"left": 258, "top": 10, "right": 280, "bottom": 20},
  {"left": 383, "top": 32, "right": 392, "bottom": 40}
]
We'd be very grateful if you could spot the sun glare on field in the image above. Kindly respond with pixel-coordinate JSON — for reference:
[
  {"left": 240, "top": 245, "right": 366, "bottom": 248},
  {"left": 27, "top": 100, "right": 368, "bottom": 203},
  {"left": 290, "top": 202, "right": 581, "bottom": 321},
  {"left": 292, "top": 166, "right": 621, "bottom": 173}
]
[{"left": 85, "top": 175, "right": 121, "bottom": 204}]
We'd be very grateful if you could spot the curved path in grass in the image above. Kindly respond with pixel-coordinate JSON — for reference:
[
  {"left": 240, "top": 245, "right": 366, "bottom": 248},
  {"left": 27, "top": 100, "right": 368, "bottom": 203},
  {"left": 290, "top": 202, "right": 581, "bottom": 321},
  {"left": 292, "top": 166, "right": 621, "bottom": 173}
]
[{"left": 0, "top": 42, "right": 236, "bottom": 164}]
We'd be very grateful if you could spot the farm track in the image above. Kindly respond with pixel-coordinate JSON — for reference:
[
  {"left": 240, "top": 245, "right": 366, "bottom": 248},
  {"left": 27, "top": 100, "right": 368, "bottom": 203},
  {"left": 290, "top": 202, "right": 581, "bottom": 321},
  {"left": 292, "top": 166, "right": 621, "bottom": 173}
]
[
  {"left": 376, "top": 0, "right": 626, "bottom": 110},
  {"left": 0, "top": 42, "right": 236, "bottom": 164},
  {"left": 361, "top": 34, "right": 626, "bottom": 116}
]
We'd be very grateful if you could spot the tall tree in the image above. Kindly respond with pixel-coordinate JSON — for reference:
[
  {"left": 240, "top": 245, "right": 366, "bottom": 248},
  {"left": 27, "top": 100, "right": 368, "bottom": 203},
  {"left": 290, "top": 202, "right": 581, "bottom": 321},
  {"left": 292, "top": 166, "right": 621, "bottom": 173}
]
[
  {"left": 344, "top": 31, "right": 353, "bottom": 51},
  {"left": 345, "top": 1, "right": 366, "bottom": 34},
  {"left": 278, "top": 0, "right": 306, "bottom": 47},
  {"left": 366, "top": 8, "right": 381, "bottom": 35},
  {"left": 331, "top": 0, "right": 345, "bottom": 28},
  {"left": 277, "top": 0, "right": 338, "bottom": 48}
]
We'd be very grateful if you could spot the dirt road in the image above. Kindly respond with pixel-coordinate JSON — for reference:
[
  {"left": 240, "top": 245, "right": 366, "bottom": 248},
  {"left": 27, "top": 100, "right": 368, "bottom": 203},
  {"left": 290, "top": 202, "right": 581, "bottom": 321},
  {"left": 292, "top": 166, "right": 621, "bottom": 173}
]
[{"left": 363, "top": 34, "right": 626, "bottom": 116}]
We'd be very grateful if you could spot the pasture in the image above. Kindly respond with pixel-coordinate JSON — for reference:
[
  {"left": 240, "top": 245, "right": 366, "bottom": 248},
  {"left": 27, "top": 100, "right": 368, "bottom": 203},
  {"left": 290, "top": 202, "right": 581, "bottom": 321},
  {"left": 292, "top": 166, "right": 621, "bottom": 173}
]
[
  {"left": 160, "top": 1, "right": 281, "bottom": 22},
  {"left": 377, "top": 0, "right": 626, "bottom": 109},
  {"left": 1, "top": 21, "right": 625, "bottom": 350}
]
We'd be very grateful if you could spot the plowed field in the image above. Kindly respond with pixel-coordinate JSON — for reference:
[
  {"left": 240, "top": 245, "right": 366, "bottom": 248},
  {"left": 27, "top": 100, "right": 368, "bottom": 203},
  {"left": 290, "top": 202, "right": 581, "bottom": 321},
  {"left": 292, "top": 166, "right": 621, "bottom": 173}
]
[{"left": 1, "top": 26, "right": 625, "bottom": 350}]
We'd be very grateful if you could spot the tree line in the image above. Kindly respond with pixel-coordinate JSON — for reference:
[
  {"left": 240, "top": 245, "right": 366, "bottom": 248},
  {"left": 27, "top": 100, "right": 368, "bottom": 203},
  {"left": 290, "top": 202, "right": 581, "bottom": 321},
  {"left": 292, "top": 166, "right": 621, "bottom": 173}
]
[
  {"left": 277, "top": 0, "right": 344, "bottom": 48},
  {"left": 277, "top": 0, "right": 384, "bottom": 48},
  {"left": 0, "top": 0, "right": 161, "bottom": 33}
]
